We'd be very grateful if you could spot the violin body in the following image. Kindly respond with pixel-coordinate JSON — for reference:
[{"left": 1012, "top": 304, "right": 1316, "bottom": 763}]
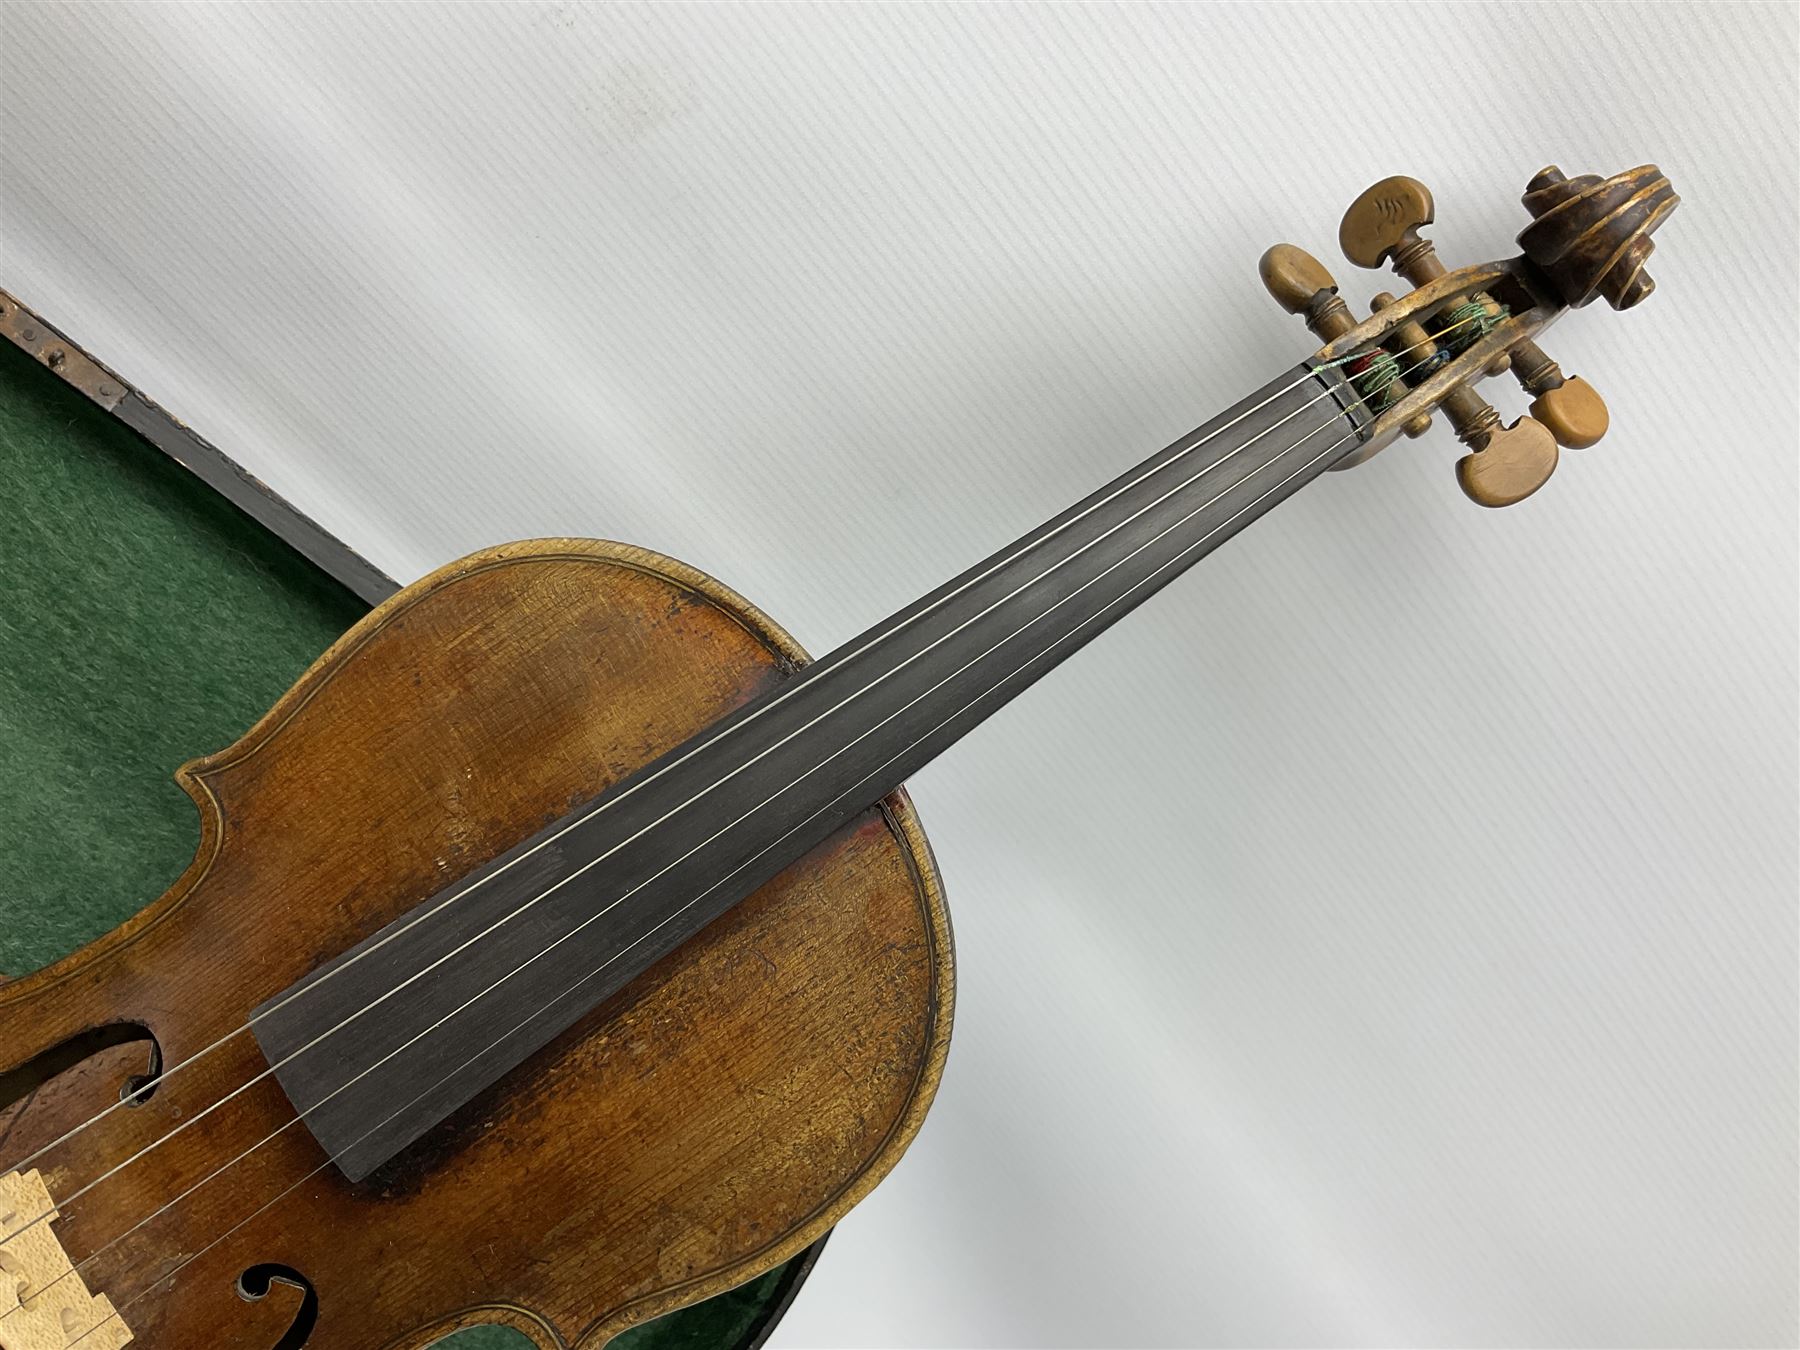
[{"left": 0, "top": 538, "right": 953, "bottom": 1348}]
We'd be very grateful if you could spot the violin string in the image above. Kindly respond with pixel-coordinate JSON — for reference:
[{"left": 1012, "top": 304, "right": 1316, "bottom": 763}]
[
  {"left": 4, "top": 305, "right": 1470, "bottom": 1190},
  {"left": 3, "top": 322, "right": 1464, "bottom": 1278},
  {"left": 1, "top": 373, "right": 1312, "bottom": 1239},
  {"left": 0, "top": 360, "right": 1335, "bottom": 1186},
  {"left": 51, "top": 407, "right": 1374, "bottom": 1350},
  {"left": 70, "top": 403, "right": 1364, "bottom": 1261},
  {"left": 5, "top": 316, "right": 1465, "bottom": 1250},
  {"left": 65, "top": 1157, "right": 327, "bottom": 1350}
]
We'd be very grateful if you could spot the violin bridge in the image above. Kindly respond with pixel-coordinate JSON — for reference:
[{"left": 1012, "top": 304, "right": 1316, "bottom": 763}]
[{"left": 0, "top": 1171, "right": 131, "bottom": 1350}]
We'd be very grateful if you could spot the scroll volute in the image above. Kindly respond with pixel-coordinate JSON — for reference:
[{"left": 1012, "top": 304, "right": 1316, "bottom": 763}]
[{"left": 1518, "top": 165, "right": 1678, "bottom": 310}]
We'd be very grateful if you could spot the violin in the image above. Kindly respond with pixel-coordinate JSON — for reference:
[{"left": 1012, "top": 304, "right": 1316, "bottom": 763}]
[{"left": 0, "top": 165, "right": 1678, "bottom": 1349}]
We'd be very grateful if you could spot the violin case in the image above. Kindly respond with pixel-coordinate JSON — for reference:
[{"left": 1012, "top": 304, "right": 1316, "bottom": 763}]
[{"left": 0, "top": 329, "right": 819, "bottom": 1350}]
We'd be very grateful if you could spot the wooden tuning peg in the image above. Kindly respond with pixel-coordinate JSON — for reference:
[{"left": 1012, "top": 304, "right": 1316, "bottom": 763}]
[
  {"left": 1258, "top": 244, "right": 1358, "bottom": 342},
  {"left": 1507, "top": 341, "right": 1609, "bottom": 449},
  {"left": 1339, "top": 176, "right": 1510, "bottom": 377},
  {"left": 1456, "top": 420, "right": 1559, "bottom": 508},
  {"left": 1431, "top": 363, "right": 1559, "bottom": 508},
  {"left": 1339, "top": 175, "right": 1440, "bottom": 281},
  {"left": 1444, "top": 391, "right": 1559, "bottom": 507}
]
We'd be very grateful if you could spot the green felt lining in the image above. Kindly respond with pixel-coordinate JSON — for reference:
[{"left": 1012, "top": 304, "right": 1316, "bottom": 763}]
[{"left": 0, "top": 338, "right": 791, "bottom": 1349}]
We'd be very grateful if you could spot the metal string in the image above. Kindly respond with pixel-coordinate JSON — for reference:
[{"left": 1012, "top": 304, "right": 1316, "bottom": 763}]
[
  {"left": 0, "top": 371, "right": 1335, "bottom": 1247},
  {"left": 7, "top": 319, "right": 1461, "bottom": 1280},
  {"left": 101, "top": 402, "right": 1366, "bottom": 1239},
  {"left": 0, "top": 351, "right": 1374, "bottom": 1196},
  {"left": 6, "top": 306, "right": 1455, "bottom": 1204},
  {"left": 3, "top": 320, "right": 1461, "bottom": 1267},
  {"left": 53, "top": 402, "right": 1375, "bottom": 1350},
  {"left": 0, "top": 357, "right": 1341, "bottom": 1186}
]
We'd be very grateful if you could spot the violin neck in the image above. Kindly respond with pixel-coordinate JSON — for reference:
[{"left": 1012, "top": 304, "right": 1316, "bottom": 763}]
[
  {"left": 254, "top": 361, "right": 1372, "bottom": 1181},
  {"left": 819, "top": 360, "right": 1372, "bottom": 744}
]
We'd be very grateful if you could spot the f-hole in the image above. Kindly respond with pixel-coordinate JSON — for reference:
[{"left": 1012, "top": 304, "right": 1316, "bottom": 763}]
[
  {"left": 237, "top": 1263, "right": 319, "bottom": 1350},
  {"left": 0, "top": 1022, "right": 163, "bottom": 1110},
  {"left": 120, "top": 1036, "right": 163, "bottom": 1106}
]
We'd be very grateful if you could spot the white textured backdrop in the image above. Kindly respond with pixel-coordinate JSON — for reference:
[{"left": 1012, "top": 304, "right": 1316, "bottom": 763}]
[{"left": 2, "top": 3, "right": 1795, "bottom": 1346}]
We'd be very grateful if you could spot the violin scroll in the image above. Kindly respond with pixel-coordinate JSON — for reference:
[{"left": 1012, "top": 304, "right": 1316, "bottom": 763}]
[
  {"left": 1259, "top": 165, "right": 1677, "bottom": 507},
  {"left": 1518, "top": 165, "right": 1679, "bottom": 310}
]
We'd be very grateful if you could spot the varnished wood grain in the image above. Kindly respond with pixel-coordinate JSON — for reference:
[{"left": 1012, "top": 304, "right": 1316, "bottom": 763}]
[{"left": 0, "top": 538, "right": 954, "bottom": 1349}]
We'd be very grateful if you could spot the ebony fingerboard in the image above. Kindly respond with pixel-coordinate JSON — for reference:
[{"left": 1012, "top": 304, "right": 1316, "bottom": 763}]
[{"left": 253, "top": 361, "right": 1370, "bottom": 1180}]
